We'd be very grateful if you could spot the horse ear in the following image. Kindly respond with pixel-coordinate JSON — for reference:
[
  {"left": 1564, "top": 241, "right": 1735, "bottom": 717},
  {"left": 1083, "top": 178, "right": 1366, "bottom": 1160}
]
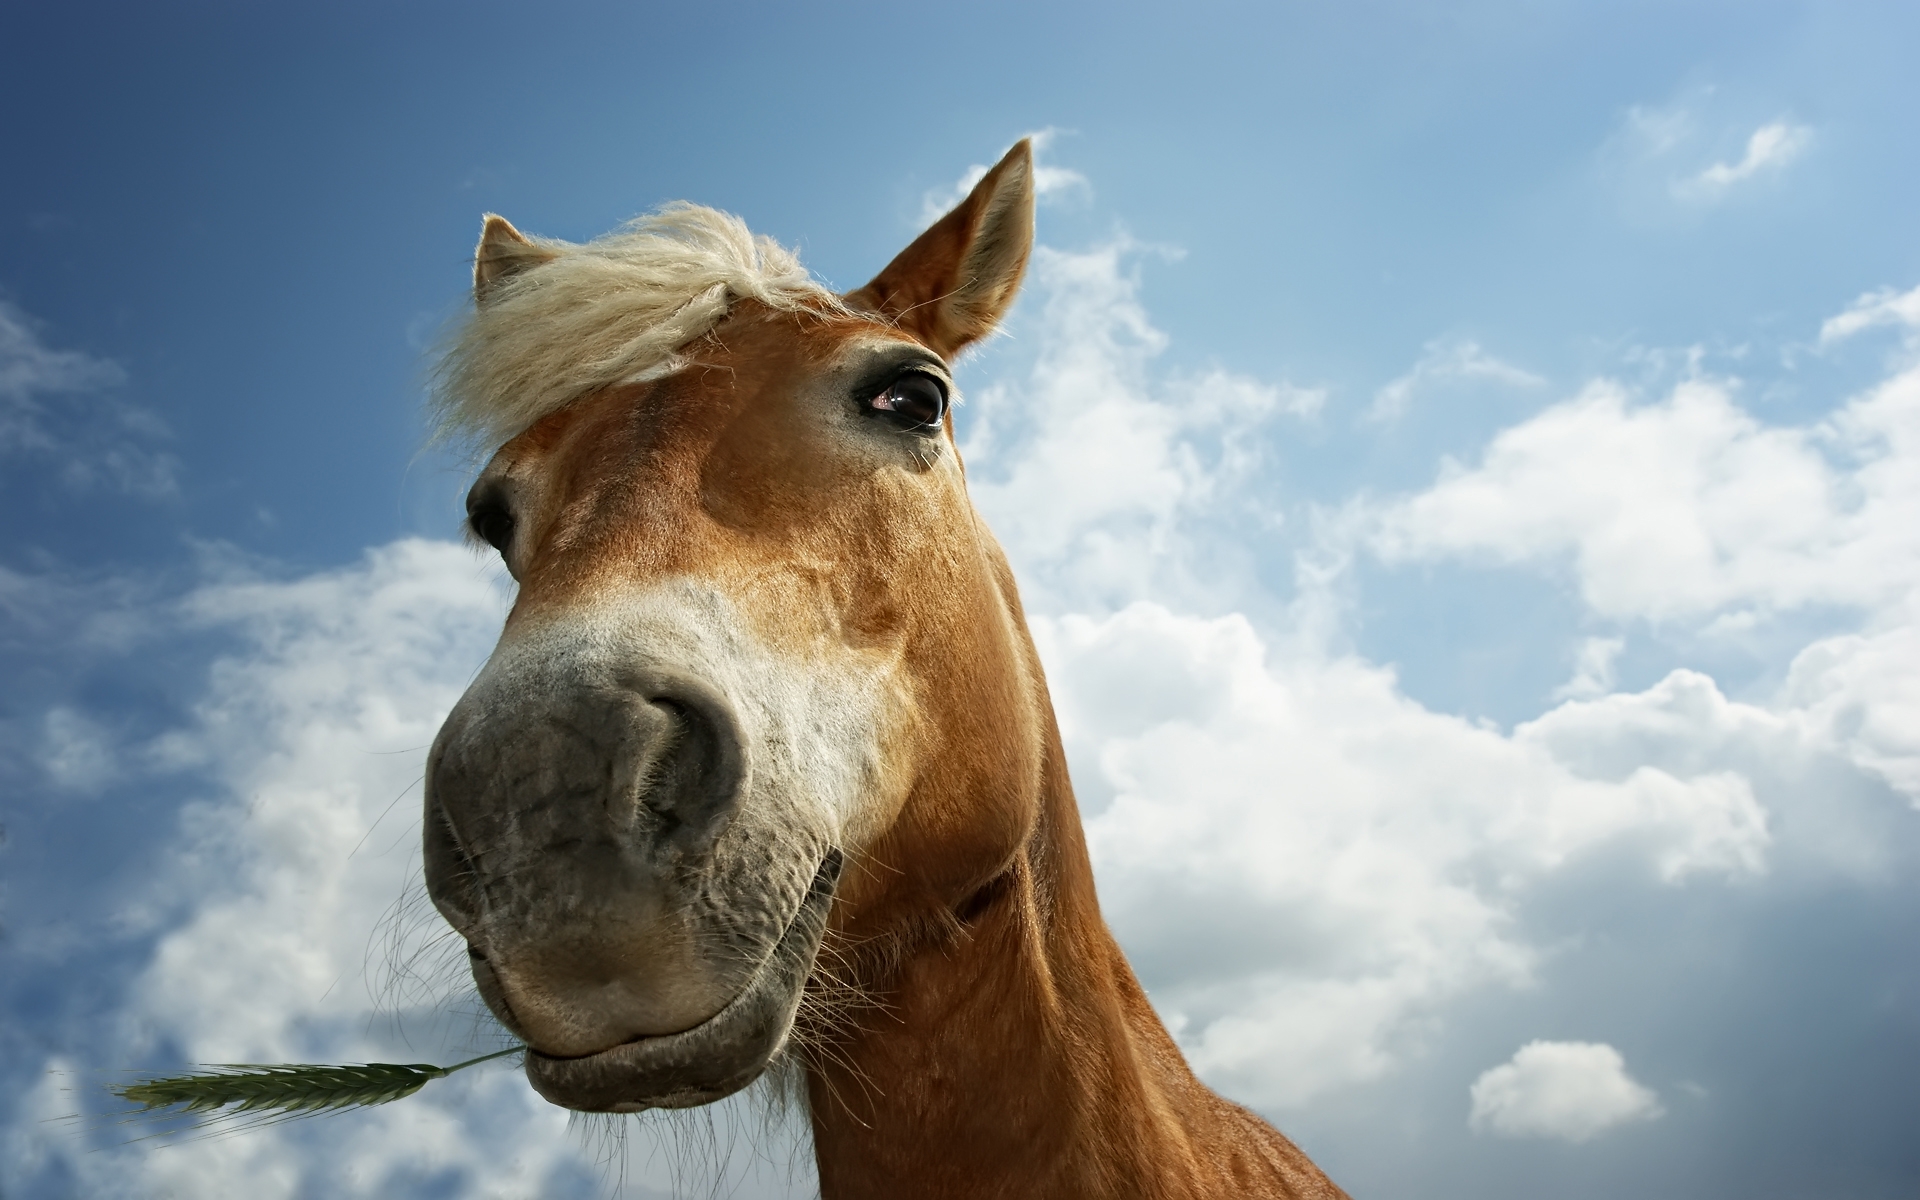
[
  {"left": 474, "top": 214, "right": 561, "bottom": 304},
  {"left": 848, "top": 139, "right": 1036, "bottom": 359}
]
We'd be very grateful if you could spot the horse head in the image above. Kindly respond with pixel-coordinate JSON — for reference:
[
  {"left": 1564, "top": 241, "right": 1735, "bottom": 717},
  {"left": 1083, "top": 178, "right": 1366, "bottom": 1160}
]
[{"left": 424, "top": 143, "right": 1043, "bottom": 1112}]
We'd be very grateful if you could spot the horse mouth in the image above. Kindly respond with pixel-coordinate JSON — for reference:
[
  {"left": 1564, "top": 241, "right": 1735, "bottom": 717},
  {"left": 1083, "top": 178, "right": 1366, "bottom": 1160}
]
[{"left": 522, "top": 850, "right": 842, "bottom": 1113}]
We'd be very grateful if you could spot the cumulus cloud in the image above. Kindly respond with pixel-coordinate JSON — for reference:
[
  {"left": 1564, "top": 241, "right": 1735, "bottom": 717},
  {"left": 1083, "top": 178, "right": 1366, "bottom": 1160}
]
[
  {"left": 1365, "top": 327, "right": 1920, "bottom": 804},
  {"left": 1369, "top": 338, "right": 1543, "bottom": 423},
  {"left": 962, "top": 239, "right": 1311, "bottom": 611},
  {"left": 952, "top": 242, "right": 1920, "bottom": 1127},
  {"left": 12, "top": 543, "right": 814, "bottom": 1197},
  {"left": 1046, "top": 606, "right": 1768, "bottom": 1107},
  {"left": 0, "top": 300, "right": 178, "bottom": 496},
  {"left": 1469, "top": 1040, "right": 1663, "bottom": 1142},
  {"left": 24, "top": 543, "right": 538, "bottom": 1194},
  {"left": 955, "top": 243, "right": 1885, "bottom": 1113},
  {"left": 129, "top": 541, "right": 510, "bottom": 1064},
  {"left": 1370, "top": 371, "right": 1920, "bottom": 626},
  {"left": 1779, "top": 591, "right": 1920, "bottom": 801}
]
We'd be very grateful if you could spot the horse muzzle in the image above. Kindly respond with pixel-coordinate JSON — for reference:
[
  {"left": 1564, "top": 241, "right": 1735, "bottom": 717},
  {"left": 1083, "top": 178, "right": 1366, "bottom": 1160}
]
[
  {"left": 423, "top": 630, "right": 840, "bottom": 1107},
  {"left": 519, "top": 851, "right": 841, "bottom": 1111}
]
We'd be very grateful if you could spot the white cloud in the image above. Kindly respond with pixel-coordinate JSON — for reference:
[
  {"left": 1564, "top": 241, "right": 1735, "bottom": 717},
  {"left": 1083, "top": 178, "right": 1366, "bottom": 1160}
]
[
  {"left": 1365, "top": 316, "right": 1920, "bottom": 805},
  {"left": 1179, "top": 368, "right": 1326, "bottom": 422},
  {"left": 1820, "top": 282, "right": 1920, "bottom": 347},
  {"left": 18, "top": 542, "right": 811, "bottom": 1196},
  {"left": 130, "top": 540, "right": 511, "bottom": 1062},
  {"left": 1042, "top": 605, "right": 1769, "bottom": 1107},
  {"left": 1369, "top": 338, "right": 1543, "bottom": 423},
  {"left": 1553, "top": 635, "right": 1625, "bottom": 701},
  {"left": 918, "top": 128, "right": 1091, "bottom": 225},
  {"left": 1469, "top": 1040, "right": 1663, "bottom": 1142},
  {"left": 962, "top": 240, "right": 1306, "bottom": 611},
  {"left": 1370, "top": 369, "right": 1920, "bottom": 626},
  {"left": 0, "top": 302, "right": 125, "bottom": 420},
  {"left": 1602, "top": 99, "right": 1814, "bottom": 212},
  {"left": 0, "top": 300, "right": 178, "bottom": 496},
  {"left": 1682, "top": 122, "right": 1812, "bottom": 197},
  {"left": 1780, "top": 591, "right": 1920, "bottom": 800},
  {"left": 0, "top": 561, "right": 152, "bottom": 655},
  {"left": 953, "top": 244, "right": 1920, "bottom": 1115}
]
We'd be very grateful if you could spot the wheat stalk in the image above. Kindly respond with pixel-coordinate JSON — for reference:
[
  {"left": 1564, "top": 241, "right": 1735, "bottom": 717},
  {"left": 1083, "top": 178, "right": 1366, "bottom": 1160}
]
[{"left": 112, "top": 1046, "right": 523, "bottom": 1119}]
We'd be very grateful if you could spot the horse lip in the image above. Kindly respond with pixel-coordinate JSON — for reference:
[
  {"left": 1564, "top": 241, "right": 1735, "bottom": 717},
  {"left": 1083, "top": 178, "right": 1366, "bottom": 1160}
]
[{"left": 521, "top": 849, "right": 843, "bottom": 1112}]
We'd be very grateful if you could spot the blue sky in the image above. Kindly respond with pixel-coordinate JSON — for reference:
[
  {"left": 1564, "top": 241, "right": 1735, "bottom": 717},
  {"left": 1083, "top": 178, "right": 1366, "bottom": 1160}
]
[{"left": 5, "top": 2, "right": 1920, "bottom": 1197}]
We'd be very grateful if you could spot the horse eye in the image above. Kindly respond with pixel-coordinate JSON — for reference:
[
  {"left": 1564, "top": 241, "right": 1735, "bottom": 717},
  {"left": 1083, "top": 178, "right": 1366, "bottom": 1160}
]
[
  {"left": 469, "top": 504, "right": 516, "bottom": 553},
  {"left": 868, "top": 373, "right": 948, "bottom": 430}
]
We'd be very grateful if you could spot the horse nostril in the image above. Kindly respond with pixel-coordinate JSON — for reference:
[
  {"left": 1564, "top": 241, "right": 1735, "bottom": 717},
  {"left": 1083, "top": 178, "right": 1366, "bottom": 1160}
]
[
  {"left": 632, "top": 686, "right": 746, "bottom": 854},
  {"left": 423, "top": 789, "right": 485, "bottom": 933}
]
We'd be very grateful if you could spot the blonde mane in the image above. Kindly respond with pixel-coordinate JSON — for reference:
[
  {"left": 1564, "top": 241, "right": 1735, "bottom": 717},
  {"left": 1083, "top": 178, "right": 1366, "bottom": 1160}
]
[{"left": 433, "top": 202, "right": 853, "bottom": 450}]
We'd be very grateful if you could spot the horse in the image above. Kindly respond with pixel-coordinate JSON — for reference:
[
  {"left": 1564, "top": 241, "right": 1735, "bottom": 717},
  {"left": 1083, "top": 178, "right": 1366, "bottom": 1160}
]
[{"left": 424, "top": 140, "right": 1348, "bottom": 1199}]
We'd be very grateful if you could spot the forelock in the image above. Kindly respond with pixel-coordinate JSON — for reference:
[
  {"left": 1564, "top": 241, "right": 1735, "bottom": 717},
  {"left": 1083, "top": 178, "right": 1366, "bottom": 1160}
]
[{"left": 433, "top": 202, "right": 854, "bottom": 451}]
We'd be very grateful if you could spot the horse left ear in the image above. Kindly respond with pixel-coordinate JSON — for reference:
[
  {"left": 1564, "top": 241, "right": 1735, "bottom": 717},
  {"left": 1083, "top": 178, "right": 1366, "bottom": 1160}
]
[
  {"left": 474, "top": 214, "right": 562, "bottom": 304},
  {"left": 848, "top": 140, "right": 1036, "bottom": 359}
]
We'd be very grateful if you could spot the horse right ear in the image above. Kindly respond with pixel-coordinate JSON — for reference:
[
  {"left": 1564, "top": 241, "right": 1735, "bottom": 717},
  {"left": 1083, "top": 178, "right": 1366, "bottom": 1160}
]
[
  {"left": 847, "top": 140, "right": 1036, "bottom": 360},
  {"left": 474, "top": 214, "right": 561, "bottom": 304}
]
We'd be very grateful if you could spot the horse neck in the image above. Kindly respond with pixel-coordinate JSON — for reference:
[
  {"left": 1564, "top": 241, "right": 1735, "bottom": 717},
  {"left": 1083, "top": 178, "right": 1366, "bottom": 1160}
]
[{"left": 804, "top": 696, "right": 1342, "bottom": 1200}]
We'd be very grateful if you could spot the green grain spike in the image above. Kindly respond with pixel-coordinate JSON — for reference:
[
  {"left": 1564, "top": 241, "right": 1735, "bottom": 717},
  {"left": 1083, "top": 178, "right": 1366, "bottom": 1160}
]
[{"left": 112, "top": 1046, "right": 522, "bottom": 1118}]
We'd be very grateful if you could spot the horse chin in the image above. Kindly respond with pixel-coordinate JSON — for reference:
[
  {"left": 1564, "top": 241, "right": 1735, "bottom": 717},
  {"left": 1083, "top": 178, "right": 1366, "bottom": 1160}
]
[{"left": 521, "top": 850, "right": 842, "bottom": 1113}]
